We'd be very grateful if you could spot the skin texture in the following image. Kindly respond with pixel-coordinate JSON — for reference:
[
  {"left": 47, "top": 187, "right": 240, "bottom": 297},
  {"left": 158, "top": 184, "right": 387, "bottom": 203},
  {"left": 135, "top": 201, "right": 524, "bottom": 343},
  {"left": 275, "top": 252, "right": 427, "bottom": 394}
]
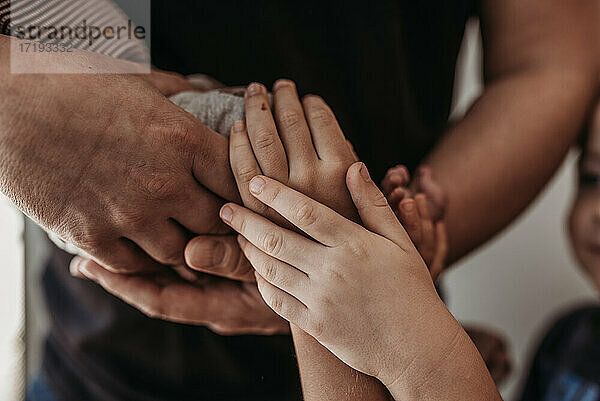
[
  {"left": 0, "top": 34, "right": 238, "bottom": 275},
  {"left": 0, "top": 34, "right": 288, "bottom": 335},
  {"left": 384, "top": 167, "right": 513, "bottom": 384},
  {"left": 220, "top": 168, "right": 502, "bottom": 401},
  {"left": 14, "top": 0, "right": 597, "bottom": 337},
  {"left": 185, "top": 0, "right": 598, "bottom": 291},
  {"left": 226, "top": 80, "right": 391, "bottom": 400},
  {"left": 382, "top": 165, "right": 448, "bottom": 280},
  {"left": 569, "top": 102, "right": 600, "bottom": 290}
]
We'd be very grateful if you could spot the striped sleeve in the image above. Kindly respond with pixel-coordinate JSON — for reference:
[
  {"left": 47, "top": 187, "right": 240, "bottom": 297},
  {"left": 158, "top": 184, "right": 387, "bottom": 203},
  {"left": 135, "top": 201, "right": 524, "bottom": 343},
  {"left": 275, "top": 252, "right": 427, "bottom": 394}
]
[{"left": 0, "top": 0, "right": 149, "bottom": 64}]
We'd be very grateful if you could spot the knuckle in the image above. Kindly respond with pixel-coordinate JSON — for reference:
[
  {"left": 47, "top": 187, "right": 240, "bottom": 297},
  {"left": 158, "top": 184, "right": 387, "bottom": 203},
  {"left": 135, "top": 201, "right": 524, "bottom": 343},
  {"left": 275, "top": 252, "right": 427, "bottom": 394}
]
[
  {"left": 166, "top": 115, "right": 197, "bottom": 145},
  {"left": 237, "top": 218, "right": 248, "bottom": 236},
  {"left": 143, "top": 173, "right": 180, "bottom": 201},
  {"left": 235, "top": 165, "right": 259, "bottom": 185},
  {"left": 150, "top": 112, "right": 198, "bottom": 151},
  {"left": 371, "top": 191, "right": 390, "bottom": 208},
  {"left": 261, "top": 232, "right": 283, "bottom": 256},
  {"left": 116, "top": 208, "right": 150, "bottom": 231},
  {"left": 294, "top": 201, "right": 318, "bottom": 227},
  {"left": 290, "top": 169, "right": 316, "bottom": 187},
  {"left": 69, "top": 223, "right": 110, "bottom": 251},
  {"left": 266, "top": 184, "right": 282, "bottom": 204},
  {"left": 278, "top": 110, "right": 303, "bottom": 130},
  {"left": 307, "top": 107, "right": 334, "bottom": 127},
  {"left": 342, "top": 238, "right": 367, "bottom": 259},
  {"left": 253, "top": 129, "right": 277, "bottom": 151},
  {"left": 268, "top": 293, "right": 284, "bottom": 313},
  {"left": 262, "top": 260, "right": 278, "bottom": 283}
]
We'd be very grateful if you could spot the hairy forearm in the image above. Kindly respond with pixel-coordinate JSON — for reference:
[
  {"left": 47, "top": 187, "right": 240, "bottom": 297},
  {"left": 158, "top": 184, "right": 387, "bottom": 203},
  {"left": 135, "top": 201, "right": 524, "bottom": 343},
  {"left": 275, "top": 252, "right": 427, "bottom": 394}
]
[
  {"left": 291, "top": 326, "right": 393, "bottom": 401},
  {"left": 425, "top": 66, "right": 596, "bottom": 263}
]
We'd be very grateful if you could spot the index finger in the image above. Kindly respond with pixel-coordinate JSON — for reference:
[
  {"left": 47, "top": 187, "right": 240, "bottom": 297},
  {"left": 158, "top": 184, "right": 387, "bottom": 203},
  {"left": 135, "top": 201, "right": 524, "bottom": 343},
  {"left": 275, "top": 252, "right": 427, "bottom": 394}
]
[{"left": 247, "top": 175, "right": 359, "bottom": 246}]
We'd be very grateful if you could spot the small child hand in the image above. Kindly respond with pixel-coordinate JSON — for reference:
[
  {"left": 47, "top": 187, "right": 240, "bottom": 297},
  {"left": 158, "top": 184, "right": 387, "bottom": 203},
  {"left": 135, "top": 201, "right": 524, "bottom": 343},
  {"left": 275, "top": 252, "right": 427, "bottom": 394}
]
[{"left": 382, "top": 165, "right": 448, "bottom": 280}]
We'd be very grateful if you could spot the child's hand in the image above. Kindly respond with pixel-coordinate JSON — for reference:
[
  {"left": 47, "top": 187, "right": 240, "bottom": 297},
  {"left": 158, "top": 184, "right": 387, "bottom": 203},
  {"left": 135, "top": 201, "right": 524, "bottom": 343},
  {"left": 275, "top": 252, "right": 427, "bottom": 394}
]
[
  {"left": 382, "top": 165, "right": 448, "bottom": 280},
  {"left": 218, "top": 163, "right": 466, "bottom": 391}
]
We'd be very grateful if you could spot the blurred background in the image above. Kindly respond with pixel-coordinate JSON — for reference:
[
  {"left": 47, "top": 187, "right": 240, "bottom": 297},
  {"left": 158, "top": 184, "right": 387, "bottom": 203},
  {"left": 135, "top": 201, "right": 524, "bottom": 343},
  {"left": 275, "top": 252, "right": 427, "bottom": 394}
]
[{"left": 0, "top": 17, "right": 596, "bottom": 401}]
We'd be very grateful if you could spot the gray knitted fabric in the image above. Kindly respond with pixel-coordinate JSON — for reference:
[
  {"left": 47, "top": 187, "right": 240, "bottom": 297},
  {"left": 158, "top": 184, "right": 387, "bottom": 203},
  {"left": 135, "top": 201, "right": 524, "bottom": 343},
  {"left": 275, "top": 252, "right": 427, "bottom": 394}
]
[
  {"left": 171, "top": 89, "right": 246, "bottom": 137},
  {"left": 47, "top": 88, "right": 257, "bottom": 257}
]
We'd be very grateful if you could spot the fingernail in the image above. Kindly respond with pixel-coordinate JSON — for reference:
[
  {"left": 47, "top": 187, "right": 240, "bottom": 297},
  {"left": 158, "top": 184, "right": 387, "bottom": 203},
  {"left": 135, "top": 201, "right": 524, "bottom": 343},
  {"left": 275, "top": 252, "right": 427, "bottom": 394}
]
[
  {"left": 273, "top": 79, "right": 293, "bottom": 91},
  {"left": 232, "top": 120, "right": 245, "bottom": 133},
  {"left": 189, "top": 240, "right": 224, "bottom": 268},
  {"left": 247, "top": 83, "right": 264, "bottom": 96},
  {"left": 220, "top": 205, "right": 233, "bottom": 222},
  {"left": 249, "top": 176, "right": 266, "bottom": 194},
  {"left": 359, "top": 163, "right": 371, "bottom": 182},
  {"left": 237, "top": 235, "right": 248, "bottom": 247}
]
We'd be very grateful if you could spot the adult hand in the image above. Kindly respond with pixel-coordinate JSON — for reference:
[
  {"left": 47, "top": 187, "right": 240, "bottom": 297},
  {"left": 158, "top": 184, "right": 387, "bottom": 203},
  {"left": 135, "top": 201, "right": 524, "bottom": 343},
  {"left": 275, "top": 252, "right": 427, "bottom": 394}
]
[
  {"left": 70, "top": 256, "right": 289, "bottom": 335},
  {"left": 75, "top": 79, "right": 362, "bottom": 334},
  {"left": 0, "top": 35, "right": 238, "bottom": 274},
  {"left": 138, "top": 68, "right": 198, "bottom": 96}
]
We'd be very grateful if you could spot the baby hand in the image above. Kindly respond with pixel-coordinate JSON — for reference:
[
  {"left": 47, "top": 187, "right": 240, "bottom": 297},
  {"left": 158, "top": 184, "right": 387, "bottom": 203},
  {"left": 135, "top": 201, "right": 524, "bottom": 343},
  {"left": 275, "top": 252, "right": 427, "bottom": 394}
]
[{"left": 382, "top": 165, "right": 448, "bottom": 280}]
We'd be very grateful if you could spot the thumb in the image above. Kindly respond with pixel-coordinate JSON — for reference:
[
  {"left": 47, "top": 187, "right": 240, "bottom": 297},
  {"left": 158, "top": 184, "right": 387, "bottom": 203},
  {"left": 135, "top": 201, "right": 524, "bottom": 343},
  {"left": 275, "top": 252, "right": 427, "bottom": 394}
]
[
  {"left": 346, "top": 162, "right": 412, "bottom": 247},
  {"left": 185, "top": 235, "right": 255, "bottom": 282}
]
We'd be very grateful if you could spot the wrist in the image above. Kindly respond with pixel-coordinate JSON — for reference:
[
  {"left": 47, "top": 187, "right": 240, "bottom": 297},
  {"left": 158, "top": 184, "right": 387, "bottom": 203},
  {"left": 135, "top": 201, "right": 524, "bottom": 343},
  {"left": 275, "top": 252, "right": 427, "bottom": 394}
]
[
  {"left": 383, "top": 309, "right": 500, "bottom": 401},
  {"left": 376, "top": 302, "right": 466, "bottom": 399}
]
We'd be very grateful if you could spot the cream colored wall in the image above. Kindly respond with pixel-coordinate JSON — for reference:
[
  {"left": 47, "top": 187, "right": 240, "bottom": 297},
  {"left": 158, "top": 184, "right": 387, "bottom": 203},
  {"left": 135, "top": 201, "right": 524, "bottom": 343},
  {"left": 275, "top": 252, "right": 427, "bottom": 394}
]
[{"left": 446, "top": 19, "right": 598, "bottom": 400}]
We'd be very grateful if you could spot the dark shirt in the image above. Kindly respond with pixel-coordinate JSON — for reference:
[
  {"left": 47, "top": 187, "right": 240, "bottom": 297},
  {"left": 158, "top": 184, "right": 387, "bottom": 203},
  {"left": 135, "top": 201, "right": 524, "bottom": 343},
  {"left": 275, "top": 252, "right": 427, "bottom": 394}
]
[
  {"left": 519, "top": 305, "right": 600, "bottom": 401},
  {"left": 40, "top": 1, "right": 476, "bottom": 400}
]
